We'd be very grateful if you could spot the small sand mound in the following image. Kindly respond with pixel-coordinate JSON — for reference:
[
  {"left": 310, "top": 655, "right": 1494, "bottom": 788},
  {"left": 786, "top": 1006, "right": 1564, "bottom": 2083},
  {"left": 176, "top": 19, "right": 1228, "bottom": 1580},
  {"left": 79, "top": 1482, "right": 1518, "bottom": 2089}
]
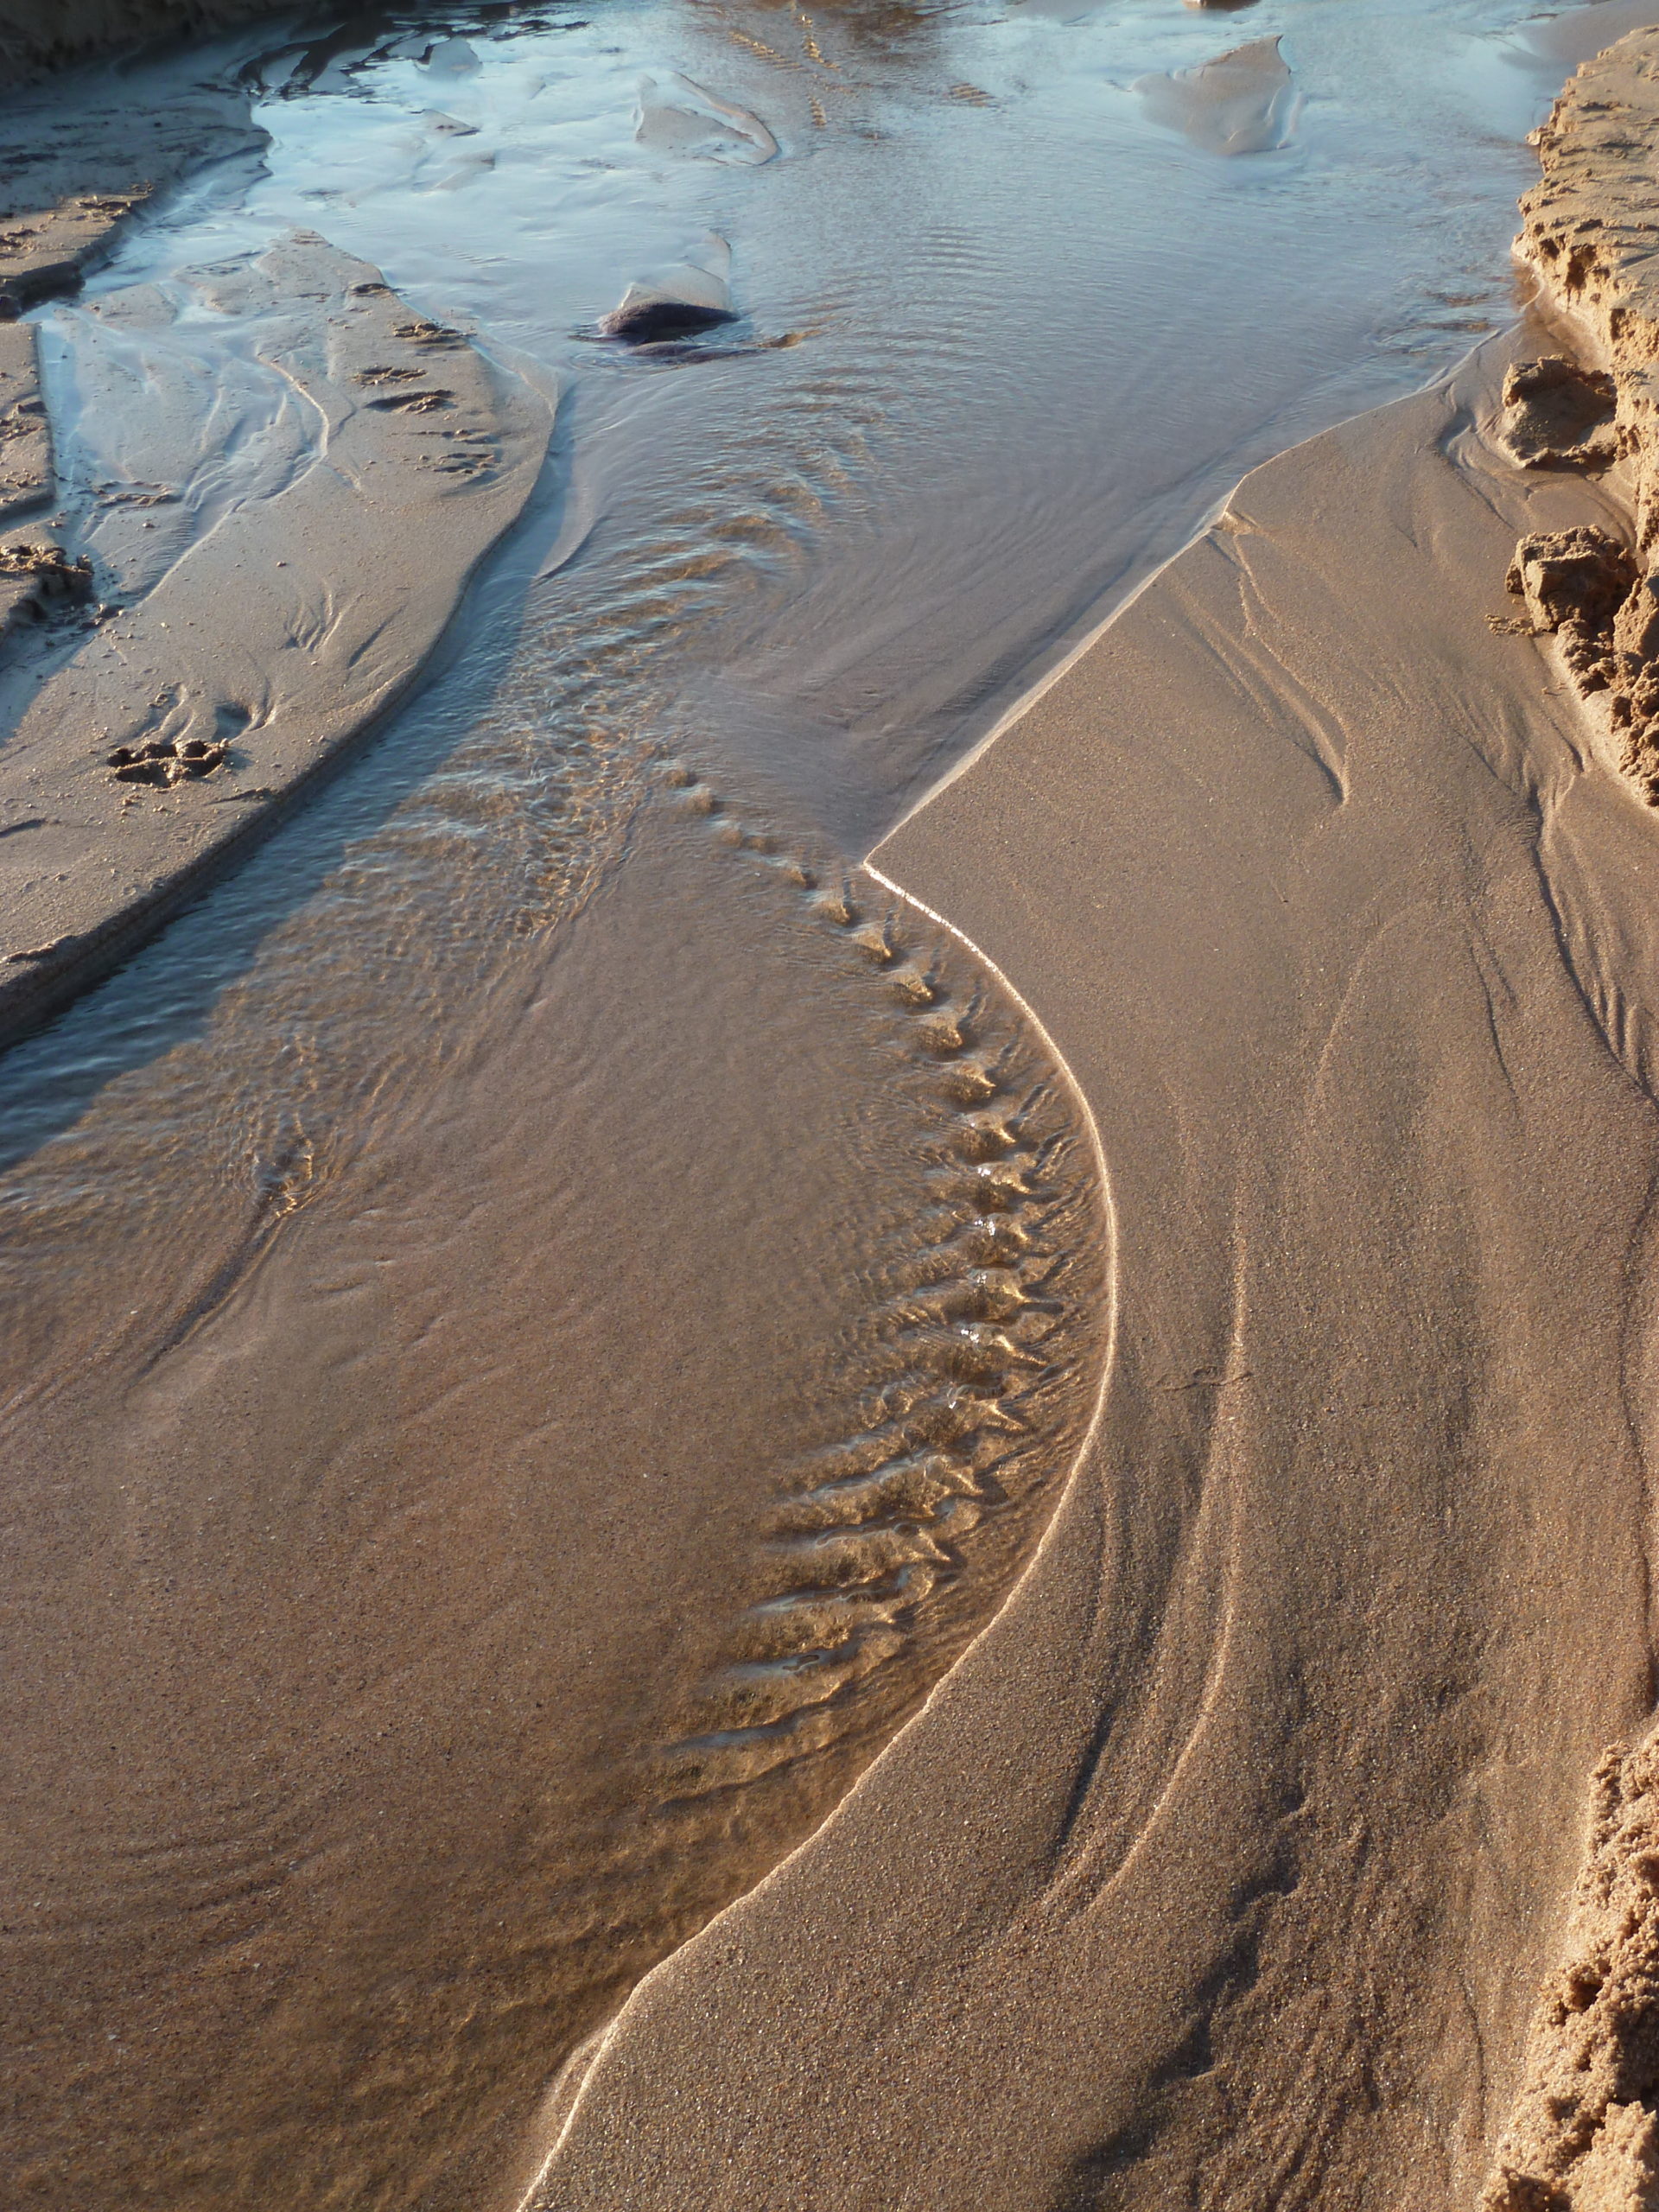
[{"left": 1133, "top": 36, "right": 1297, "bottom": 156}]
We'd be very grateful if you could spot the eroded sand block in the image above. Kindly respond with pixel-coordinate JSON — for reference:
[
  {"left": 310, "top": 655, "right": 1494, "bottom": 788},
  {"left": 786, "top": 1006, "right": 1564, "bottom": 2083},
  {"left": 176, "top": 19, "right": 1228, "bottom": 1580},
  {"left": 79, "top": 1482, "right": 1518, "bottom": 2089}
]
[
  {"left": 0, "top": 539, "right": 92, "bottom": 652},
  {"left": 1483, "top": 1735, "right": 1659, "bottom": 2212},
  {"left": 1513, "top": 29, "right": 1659, "bottom": 800},
  {"left": 0, "top": 232, "right": 553, "bottom": 1043},
  {"left": 1498, "top": 355, "right": 1618, "bottom": 472}
]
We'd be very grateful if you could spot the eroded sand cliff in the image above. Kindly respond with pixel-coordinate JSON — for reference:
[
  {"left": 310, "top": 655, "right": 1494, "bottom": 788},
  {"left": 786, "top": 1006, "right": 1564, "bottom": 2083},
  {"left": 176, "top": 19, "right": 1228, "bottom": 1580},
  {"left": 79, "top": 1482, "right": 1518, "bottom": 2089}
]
[{"left": 1503, "top": 27, "right": 1659, "bottom": 809}]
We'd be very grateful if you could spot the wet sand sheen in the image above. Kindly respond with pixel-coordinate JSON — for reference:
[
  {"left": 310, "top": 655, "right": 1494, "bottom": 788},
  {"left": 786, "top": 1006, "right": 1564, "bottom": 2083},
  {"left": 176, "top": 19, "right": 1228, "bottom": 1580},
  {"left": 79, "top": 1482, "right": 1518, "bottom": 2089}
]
[
  {"left": 533, "top": 341, "right": 1659, "bottom": 2209},
  {"left": 0, "top": 2, "right": 1635, "bottom": 2204},
  {"left": 0, "top": 778, "right": 1106, "bottom": 2207}
]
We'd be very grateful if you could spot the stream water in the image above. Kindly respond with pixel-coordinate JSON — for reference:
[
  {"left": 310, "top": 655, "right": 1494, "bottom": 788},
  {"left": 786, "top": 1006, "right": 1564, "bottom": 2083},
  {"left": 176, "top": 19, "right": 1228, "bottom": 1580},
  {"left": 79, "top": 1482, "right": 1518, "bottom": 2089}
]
[{"left": 0, "top": 1, "right": 1636, "bottom": 2205}]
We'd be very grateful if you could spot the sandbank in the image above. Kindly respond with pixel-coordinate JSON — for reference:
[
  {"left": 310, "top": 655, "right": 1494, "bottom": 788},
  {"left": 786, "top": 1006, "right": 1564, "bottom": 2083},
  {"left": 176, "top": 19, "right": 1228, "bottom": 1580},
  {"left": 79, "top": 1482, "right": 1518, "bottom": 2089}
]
[
  {"left": 531, "top": 327, "right": 1659, "bottom": 2212},
  {"left": 0, "top": 37, "right": 556, "bottom": 1046},
  {"left": 0, "top": 227, "right": 552, "bottom": 1044}
]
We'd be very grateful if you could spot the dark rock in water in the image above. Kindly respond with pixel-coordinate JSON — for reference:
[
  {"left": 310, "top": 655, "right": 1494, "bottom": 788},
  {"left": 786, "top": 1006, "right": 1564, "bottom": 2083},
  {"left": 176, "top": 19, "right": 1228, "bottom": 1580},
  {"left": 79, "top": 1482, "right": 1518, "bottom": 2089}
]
[
  {"left": 1499, "top": 355, "right": 1618, "bottom": 470},
  {"left": 599, "top": 297, "right": 739, "bottom": 343},
  {"left": 599, "top": 245, "right": 735, "bottom": 344}
]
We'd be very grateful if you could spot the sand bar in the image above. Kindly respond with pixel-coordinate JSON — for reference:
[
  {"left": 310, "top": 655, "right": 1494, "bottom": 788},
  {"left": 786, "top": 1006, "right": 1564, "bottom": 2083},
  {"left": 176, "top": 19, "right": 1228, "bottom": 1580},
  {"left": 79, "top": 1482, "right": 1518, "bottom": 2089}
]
[
  {"left": 530, "top": 325, "right": 1659, "bottom": 2208},
  {"left": 0, "top": 232, "right": 553, "bottom": 1045}
]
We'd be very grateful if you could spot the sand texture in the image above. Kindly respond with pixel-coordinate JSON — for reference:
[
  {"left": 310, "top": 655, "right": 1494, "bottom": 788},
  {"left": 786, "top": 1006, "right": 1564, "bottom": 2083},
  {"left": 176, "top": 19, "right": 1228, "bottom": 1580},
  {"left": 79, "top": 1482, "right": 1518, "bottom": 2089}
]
[
  {"left": 0, "top": 232, "right": 553, "bottom": 1045},
  {"left": 524, "top": 337, "right": 1659, "bottom": 2210},
  {"left": 1510, "top": 25, "right": 1659, "bottom": 802},
  {"left": 1484, "top": 1738, "right": 1659, "bottom": 2212},
  {"left": 0, "top": 777, "right": 1109, "bottom": 2208}
]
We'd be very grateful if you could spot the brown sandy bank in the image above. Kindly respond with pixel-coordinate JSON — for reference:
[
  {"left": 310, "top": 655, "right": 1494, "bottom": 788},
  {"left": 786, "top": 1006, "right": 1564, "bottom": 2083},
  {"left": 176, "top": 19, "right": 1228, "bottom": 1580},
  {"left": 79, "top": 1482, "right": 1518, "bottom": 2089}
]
[
  {"left": 0, "top": 230, "right": 552, "bottom": 1044},
  {"left": 1496, "top": 21, "right": 1659, "bottom": 814},
  {"left": 526, "top": 330, "right": 1659, "bottom": 2209}
]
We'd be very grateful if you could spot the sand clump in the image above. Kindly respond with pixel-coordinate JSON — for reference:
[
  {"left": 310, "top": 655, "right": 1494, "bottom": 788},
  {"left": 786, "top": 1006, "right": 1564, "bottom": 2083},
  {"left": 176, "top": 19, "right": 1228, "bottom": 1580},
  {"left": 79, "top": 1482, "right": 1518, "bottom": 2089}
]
[
  {"left": 1498, "top": 356, "right": 1618, "bottom": 473},
  {"left": 1483, "top": 1736, "right": 1659, "bottom": 2212}
]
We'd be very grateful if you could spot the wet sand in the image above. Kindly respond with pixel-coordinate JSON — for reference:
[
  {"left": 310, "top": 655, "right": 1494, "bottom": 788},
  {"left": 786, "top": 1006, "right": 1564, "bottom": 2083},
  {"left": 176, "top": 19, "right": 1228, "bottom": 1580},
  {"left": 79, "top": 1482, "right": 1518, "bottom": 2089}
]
[
  {"left": 0, "top": 768, "right": 1107, "bottom": 2207},
  {"left": 7, "top": 3, "right": 1659, "bottom": 2209},
  {"left": 0, "top": 50, "right": 556, "bottom": 1044},
  {"left": 0, "top": 232, "right": 552, "bottom": 1044},
  {"left": 532, "top": 330, "right": 1659, "bottom": 2206}
]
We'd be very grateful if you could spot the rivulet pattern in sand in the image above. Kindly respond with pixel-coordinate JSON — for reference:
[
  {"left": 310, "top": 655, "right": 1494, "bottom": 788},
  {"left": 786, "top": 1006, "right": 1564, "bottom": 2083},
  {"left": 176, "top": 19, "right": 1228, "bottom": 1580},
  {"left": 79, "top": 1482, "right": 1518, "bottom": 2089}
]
[
  {"left": 535, "top": 337, "right": 1659, "bottom": 2211},
  {"left": 0, "top": 747, "right": 1109, "bottom": 2206}
]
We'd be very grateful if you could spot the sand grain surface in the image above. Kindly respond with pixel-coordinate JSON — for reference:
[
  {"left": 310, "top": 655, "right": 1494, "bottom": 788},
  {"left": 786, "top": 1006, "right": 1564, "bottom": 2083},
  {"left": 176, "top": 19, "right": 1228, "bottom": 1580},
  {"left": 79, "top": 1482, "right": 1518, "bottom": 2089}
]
[{"left": 531, "top": 339, "right": 1659, "bottom": 2211}]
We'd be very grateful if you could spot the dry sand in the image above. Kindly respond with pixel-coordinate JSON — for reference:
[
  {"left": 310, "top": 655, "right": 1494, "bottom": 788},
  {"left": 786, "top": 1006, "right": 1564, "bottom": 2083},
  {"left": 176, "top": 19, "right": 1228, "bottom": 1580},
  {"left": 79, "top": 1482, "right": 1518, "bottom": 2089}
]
[{"left": 530, "top": 327, "right": 1659, "bottom": 2211}]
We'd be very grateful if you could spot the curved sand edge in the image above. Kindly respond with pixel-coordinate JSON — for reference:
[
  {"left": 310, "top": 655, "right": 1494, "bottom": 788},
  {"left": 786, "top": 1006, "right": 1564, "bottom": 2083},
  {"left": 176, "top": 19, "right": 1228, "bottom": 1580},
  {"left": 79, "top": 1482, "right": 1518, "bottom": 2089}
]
[
  {"left": 531, "top": 326, "right": 1659, "bottom": 2209},
  {"left": 510, "top": 856, "right": 1123, "bottom": 2212},
  {"left": 0, "top": 232, "right": 555, "bottom": 1047}
]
